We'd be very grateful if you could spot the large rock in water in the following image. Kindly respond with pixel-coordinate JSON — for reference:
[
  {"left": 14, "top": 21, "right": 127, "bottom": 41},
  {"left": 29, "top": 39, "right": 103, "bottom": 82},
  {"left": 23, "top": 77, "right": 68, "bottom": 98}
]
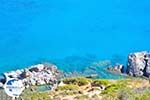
[{"left": 127, "top": 51, "right": 150, "bottom": 77}]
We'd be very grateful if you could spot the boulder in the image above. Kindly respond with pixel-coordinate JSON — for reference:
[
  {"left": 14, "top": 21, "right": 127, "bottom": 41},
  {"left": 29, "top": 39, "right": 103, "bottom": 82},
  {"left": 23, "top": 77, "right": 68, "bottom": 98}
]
[
  {"left": 20, "top": 70, "right": 31, "bottom": 79},
  {"left": 107, "top": 64, "right": 124, "bottom": 73},
  {"left": 127, "top": 51, "right": 150, "bottom": 77},
  {"left": 29, "top": 79, "right": 36, "bottom": 85},
  {"left": 3, "top": 63, "right": 62, "bottom": 88},
  {"left": 0, "top": 82, "right": 3, "bottom": 88},
  {"left": 144, "top": 53, "right": 150, "bottom": 77}
]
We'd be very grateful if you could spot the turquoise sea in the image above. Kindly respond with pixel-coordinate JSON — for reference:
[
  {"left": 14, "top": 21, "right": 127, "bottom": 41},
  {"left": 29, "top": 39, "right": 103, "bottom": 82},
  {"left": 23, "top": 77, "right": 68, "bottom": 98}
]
[{"left": 0, "top": 0, "right": 150, "bottom": 77}]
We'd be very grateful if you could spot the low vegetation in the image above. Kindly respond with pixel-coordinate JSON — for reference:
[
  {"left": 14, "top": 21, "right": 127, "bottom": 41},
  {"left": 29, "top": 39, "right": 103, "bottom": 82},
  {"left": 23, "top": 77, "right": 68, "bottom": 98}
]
[
  {"left": 19, "top": 91, "right": 51, "bottom": 100},
  {"left": 56, "top": 84, "right": 81, "bottom": 95},
  {"left": 56, "top": 84, "right": 79, "bottom": 91},
  {"left": 100, "top": 79, "right": 150, "bottom": 100},
  {"left": 19, "top": 77, "right": 150, "bottom": 100},
  {"left": 63, "top": 77, "right": 91, "bottom": 86},
  {"left": 92, "top": 79, "right": 110, "bottom": 86},
  {"left": 75, "top": 95, "right": 89, "bottom": 100}
]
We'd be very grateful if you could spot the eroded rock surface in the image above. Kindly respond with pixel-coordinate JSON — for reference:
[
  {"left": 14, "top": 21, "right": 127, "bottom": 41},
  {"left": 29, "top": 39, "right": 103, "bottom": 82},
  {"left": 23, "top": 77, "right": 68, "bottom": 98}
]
[
  {"left": 2, "top": 63, "right": 63, "bottom": 89},
  {"left": 127, "top": 51, "right": 150, "bottom": 77}
]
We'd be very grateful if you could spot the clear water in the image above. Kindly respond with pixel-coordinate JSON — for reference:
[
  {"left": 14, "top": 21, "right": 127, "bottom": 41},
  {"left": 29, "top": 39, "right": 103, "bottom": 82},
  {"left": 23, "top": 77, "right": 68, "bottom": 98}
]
[{"left": 0, "top": 0, "right": 150, "bottom": 75}]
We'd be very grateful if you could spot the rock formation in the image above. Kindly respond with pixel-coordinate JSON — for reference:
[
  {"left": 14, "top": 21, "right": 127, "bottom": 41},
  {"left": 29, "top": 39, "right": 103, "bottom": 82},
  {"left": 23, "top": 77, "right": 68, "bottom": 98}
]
[
  {"left": 1, "top": 63, "right": 63, "bottom": 89},
  {"left": 127, "top": 51, "right": 150, "bottom": 77},
  {"left": 107, "top": 64, "right": 125, "bottom": 74}
]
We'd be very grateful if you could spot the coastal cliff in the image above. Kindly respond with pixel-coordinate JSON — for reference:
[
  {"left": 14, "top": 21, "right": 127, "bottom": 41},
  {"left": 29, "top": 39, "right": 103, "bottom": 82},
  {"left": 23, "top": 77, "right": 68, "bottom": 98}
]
[
  {"left": 107, "top": 51, "right": 150, "bottom": 79},
  {"left": 0, "top": 63, "right": 63, "bottom": 99},
  {"left": 18, "top": 77, "right": 150, "bottom": 100},
  {"left": 127, "top": 51, "right": 150, "bottom": 78},
  {"left": 0, "top": 51, "right": 150, "bottom": 100}
]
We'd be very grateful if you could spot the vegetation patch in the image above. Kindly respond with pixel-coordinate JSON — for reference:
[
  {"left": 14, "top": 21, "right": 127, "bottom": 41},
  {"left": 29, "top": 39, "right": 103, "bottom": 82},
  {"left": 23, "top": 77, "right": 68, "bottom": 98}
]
[
  {"left": 56, "top": 84, "right": 79, "bottom": 91},
  {"left": 19, "top": 77, "right": 150, "bottom": 100},
  {"left": 19, "top": 92, "right": 50, "bottom": 100},
  {"left": 63, "top": 77, "right": 91, "bottom": 86},
  {"left": 91, "top": 79, "right": 110, "bottom": 86},
  {"left": 75, "top": 95, "right": 89, "bottom": 100},
  {"left": 56, "top": 84, "right": 81, "bottom": 95}
]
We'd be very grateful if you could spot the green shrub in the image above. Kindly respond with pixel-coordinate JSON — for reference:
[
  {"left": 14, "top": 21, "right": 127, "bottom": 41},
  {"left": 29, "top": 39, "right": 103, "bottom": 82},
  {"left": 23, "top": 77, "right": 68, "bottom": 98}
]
[
  {"left": 101, "top": 81, "right": 127, "bottom": 95},
  {"left": 101, "top": 84, "right": 118, "bottom": 95},
  {"left": 75, "top": 95, "right": 89, "bottom": 100},
  {"left": 20, "top": 92, "right": 51, "bottom": 100},
  {"left": 56, "top": 84, "right": 79, "bottom": 91},
  {"left": 92, "top": 79, "right": 110, "bottom": 86},
  {"left": 134, "top": 90, "right": 150, "bottom": 100},
  {"left": 100, "top": 79, "right": 150, "bottom": 100},
  {"left": 63, "top": 77, "right": 90, "bottom": 86},
  {"left": 56, "top": 84, "right": 80, "bottom": 95},
  {"left": 101, "top": 86, "right": 134, "bottom": 100},
  {"left": 117, "top": 89, "right": 135, "bottom": 100}
]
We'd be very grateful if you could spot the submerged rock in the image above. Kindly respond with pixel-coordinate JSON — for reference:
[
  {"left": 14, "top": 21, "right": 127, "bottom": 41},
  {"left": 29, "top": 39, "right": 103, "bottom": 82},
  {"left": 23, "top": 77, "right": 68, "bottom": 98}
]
[
  {"left": 127, "top": 51, "right": 150, "bottom": 77},
  {"left": 107, "top": 64, "right": 125, "bottom": 74}
]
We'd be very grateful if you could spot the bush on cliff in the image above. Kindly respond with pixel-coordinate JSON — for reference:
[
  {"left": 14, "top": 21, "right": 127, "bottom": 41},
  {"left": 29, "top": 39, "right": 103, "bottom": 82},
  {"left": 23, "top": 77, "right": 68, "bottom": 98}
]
[
  {"left": 63, "top": 77, "right": 90, "bottom": 86},
  {"left": 91, "top": 79, "right": 110, "bottom": 86},
  {"left": 56, "top": 84, "right": 79, "bottom": 91},
  {"left": 100, "top": 79, "right": 150, "bottom": 100},
  {"left": 19, "top": 92, "right": 51, "bottom": 100},
  {"left": 56, "top": 84, "right": 80, "bottom": 95}
]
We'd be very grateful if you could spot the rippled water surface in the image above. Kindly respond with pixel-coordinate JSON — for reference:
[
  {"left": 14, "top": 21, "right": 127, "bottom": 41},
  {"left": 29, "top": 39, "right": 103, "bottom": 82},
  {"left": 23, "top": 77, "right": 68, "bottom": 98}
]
[{"left": 0, "top": 0, "right": 150, "bottom": 74}]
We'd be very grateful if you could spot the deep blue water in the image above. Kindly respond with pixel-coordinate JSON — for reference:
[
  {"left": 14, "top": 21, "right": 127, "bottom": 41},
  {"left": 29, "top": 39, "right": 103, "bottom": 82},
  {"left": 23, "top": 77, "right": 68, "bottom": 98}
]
[{"left": 0, "top": 0, "right": 150, "bottom": 74}]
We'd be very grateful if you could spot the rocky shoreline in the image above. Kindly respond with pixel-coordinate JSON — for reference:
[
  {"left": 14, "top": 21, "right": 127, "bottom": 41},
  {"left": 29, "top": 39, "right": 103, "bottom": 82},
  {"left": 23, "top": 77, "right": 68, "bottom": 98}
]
[
  {"left": 0, "top": 51, "right": 150, "bottom": 99},
  {"left": 127, "top": 51, "right": 150, "bottom": 77},
  {"left": 107, "top": 51, "right": 150, "bottom": 79},
  {"left": 0, "top": 63, "right": 63, "bottom": 98}
]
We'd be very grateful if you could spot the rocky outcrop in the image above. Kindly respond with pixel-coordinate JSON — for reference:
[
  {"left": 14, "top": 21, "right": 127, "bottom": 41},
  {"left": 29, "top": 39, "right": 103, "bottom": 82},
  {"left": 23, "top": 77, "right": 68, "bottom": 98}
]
[
  {"left": 107, "top": 64, "right": 125, "bottom": 74},
  {"left": 127, "top": 51, "right": 150, "bottom": 77},
  {"left": 144, "top": 53, "right": 150, "bottom": 77},
  {"left": 1, "top": 63, "right": 63, "bottom": 89}
]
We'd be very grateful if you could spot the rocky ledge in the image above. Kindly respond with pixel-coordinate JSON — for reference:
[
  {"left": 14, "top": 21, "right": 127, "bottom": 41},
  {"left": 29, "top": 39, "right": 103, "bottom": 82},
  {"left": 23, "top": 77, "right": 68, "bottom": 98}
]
[
  {"left": 107, "top": 64, "right": 125, "bottom": 74},
  {"left": 0, "top": 63, "right": 63, "bottom": 89},
  {"left": 107, "top": 51, "right": 150, "bottom": 78},
  {"left": 127, "top": 51, "right": 150, "bottom": 77}
]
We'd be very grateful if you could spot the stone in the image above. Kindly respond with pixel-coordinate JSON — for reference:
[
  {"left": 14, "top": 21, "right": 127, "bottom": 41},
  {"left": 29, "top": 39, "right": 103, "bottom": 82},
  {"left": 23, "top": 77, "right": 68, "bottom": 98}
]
[
  {"left": 3, "top": 63, "right": 62, "bottom": 88},
  {"left": 0, "top": 75, "right": 6, "bottom": 84},
  {"left": 100, "top": 85, "right": 105, "bottom": 90},
  {"left": 1, "top": 63, "right": 63, "bottom": 98},
  {"left": 107, "top": 64, "right": 124, "bottom": 74},
  {"left": 127, "top": 51, "right": 150, "bottom": 77},
  {"left": 20, "top": 70, "right": 30, "bottom": 79},
  {"left": 86, "top": 74, "right": 98, "bottom": 79},
  {"left": 30, "top": 79, "right": 36, "bottom": 85},
  {"left": 144, "top": 53, "right": 150, "bottom": 77},
  {"left": 0, "top": 82, "right": 3, "bottom": 88}
]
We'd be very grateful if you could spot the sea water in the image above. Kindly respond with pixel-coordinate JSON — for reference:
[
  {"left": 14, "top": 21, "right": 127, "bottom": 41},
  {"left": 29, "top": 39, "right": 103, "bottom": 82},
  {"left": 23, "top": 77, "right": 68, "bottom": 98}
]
[{"left": 0, "top": 0, "right": 150, "bottom": 76}]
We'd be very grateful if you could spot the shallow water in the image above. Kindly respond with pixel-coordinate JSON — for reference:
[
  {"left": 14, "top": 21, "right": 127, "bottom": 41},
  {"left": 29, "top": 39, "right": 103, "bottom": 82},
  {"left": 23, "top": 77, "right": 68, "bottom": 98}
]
[{"left": 0, "top": 0, "right": 150, "bottom": 74}]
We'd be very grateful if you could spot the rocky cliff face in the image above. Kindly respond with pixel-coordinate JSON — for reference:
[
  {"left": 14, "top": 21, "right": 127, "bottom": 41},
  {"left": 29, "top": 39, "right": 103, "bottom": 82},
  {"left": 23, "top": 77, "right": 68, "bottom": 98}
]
[
  {"left": 1, "top": 63, "right": 63, "bottom": 89},
  {"left": 127, "top": 51, "right": 150, "bottom": 77}
]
